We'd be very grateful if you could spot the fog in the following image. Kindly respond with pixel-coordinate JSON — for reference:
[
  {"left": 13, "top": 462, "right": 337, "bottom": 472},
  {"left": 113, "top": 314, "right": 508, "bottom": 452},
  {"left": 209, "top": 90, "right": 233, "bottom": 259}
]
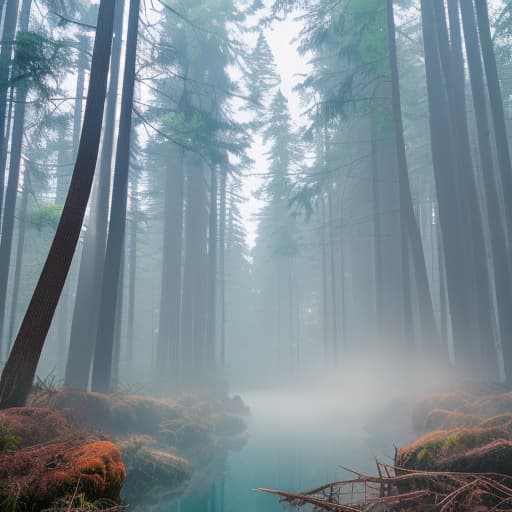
[{"left": 0, "top": 0, "right": 512, "bottom": 510}]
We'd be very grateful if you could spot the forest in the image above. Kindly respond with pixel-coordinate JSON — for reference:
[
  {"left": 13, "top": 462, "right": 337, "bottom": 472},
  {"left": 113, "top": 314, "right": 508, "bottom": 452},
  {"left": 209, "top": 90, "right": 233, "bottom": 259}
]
[{"left": 2, "top": 0, "right": 512, "bottom": 510}]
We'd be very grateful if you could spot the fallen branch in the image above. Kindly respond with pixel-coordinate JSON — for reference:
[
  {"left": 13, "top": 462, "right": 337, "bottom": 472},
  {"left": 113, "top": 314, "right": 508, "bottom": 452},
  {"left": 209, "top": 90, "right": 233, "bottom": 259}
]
[{"left": 258, "top": 464, "right": 512, "bottom": 511}]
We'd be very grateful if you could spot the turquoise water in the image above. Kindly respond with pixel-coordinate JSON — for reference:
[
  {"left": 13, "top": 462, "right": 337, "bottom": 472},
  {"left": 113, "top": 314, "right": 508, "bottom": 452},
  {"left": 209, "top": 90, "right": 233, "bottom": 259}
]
[{"left": 133, "top": 391, "right": 413, "bottom": 512}]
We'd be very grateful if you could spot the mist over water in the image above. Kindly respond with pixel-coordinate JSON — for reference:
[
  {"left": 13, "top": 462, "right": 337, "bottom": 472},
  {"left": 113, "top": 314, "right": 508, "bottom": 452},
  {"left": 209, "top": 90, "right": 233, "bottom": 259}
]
[
  {"left": 2, "top": 0, "right": 512, "bottom": 510},
  {"left": 132, "top": 360, "right": 449, "bottom": 511}
]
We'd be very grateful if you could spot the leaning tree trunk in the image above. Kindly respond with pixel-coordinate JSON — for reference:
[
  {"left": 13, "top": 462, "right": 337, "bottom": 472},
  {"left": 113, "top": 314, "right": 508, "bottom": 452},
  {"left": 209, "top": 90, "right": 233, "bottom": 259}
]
[
  {"left": 64, "top": 0, "right": 124, "bottom": 390},
  {"left": 0, "top": 0, "right": 116, "bottom": 409},
  {"left": 386, "top": 0, "right": 440, "bottom": 355},
  {"left": 90, "top": 0, "right": 140, "bottom": 394}
]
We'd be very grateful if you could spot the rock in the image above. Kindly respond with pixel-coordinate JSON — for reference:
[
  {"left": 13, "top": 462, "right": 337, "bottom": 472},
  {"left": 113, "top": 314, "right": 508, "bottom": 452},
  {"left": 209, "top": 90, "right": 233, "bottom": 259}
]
[
  {"left": 0, "top": 407, "right": 74, "bottom": 448},
  {"left": 0, "top": 440, "right": 126, "bottom": 509}
]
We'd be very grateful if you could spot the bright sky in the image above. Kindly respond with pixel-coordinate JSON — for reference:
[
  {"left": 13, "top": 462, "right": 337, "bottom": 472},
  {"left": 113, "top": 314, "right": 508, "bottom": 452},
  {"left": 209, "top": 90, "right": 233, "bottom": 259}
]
[{"left": 242, "top": 13, "right": 310, "bottom": 249}]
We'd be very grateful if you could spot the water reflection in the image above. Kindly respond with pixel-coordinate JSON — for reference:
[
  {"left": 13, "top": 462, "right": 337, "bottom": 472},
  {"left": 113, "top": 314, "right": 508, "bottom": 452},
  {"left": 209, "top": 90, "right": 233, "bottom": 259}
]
[{"left": 130, "top": 391, "right": 415, "bottom": 512}]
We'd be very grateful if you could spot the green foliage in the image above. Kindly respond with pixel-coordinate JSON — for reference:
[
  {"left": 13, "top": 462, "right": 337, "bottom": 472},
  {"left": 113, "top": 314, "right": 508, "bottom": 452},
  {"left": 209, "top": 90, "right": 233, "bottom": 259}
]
[
  {"left": 26, "top": 204, "right": 63, "bottom": 231},
  {"left": 0, "top": 486, "right": 18, "bottom": 512},
  {"left": 49, "top": 493, "right": 119, "bottom": 510},
  {"left": 0, "top": 422, "right": 21, "bottom": 454},
  {"left": 12, "top": 31, "right": 70, "bottom": 98}
]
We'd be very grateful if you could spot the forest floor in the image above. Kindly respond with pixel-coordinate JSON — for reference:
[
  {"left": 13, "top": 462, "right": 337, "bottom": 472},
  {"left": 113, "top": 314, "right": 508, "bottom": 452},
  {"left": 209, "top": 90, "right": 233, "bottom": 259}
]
[
  {"left": 0, "top": 384, "right": 249, "bottom": 511},
  {"left": 261, "top": 384, "right": 512, "bottom": 511}
]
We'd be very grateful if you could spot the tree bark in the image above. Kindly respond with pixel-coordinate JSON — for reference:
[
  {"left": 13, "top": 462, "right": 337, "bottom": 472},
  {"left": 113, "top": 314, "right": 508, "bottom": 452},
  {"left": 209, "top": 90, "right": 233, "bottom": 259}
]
[
  {"left": 91, "top": 0, "right": 140, "bottom": 393},
  {"left": 218, "top": 167, "right": 227, "bottom": 367},
  {"left": 419, "top": 0, "right": 474, "bottom": 370},
  {"left": 7, "top": 158, "right": 29, "bottom": 345},
  {"left": 65, "top": 0, "right": 124, "bottom": 390},
  {"left": 460, "top": 0, "right": 510, "bottom": 378},
  {"left": 156, "top": 146, "right": 184, "bottom": 373},
  {"left": 0, "top": 0, "right": 116, "bottom": 408},
  {"left": 0, "top": 0, "right": 20, "bottom": 226},
  {"left": 433, "top": 0, "right": 495, "bottom": 374},
  {"left": 474, "top": 0, "right": 512, "bottom": 250},
  {"left": 386, "top": 0, "right": 439, "bottom": 355},
  {"left": 206, "top": 165, "right": 218, "bottom": 366},
  {"left": 0, "top": 81, "right": 27, "bottom": 355},
  {"left": 126, "top": 178, "right": 138, "bottom": 366}
]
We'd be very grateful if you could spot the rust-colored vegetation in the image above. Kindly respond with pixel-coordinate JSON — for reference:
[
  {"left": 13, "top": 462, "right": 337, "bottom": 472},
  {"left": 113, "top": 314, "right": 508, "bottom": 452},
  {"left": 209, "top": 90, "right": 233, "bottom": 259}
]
[
  {"left": 0, "top": 388, "right": 247, "bottom": 510},
  {"left": 0, "top": 439, "right": 125, "bottom": 509}
]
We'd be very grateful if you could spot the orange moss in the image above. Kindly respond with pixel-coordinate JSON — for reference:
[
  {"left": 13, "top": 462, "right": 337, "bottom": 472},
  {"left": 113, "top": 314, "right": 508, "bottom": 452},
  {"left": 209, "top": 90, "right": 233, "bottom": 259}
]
[
  {"left": 411, "top": 392, "right": 473, "bottom": 434},
  {"left": 421, "top": 409, "right": 482, "bottom": 434},
  {"left": 0, "top": 407, "right": 74, "bottom": 448},
  {"left": 397, "top": 425, "right": 512, "bottom": 471},
  {"left": 480, "top": 413, "right": 512, "bottom": 428},
  {"left": 0, "top": 440, "right": 126, "bottom": 507},
  {"left": 470, "top": 392, "right": 512, "bottom": 418},
  {"left": 438, "top": 439, "right": 512, "bottom": 474},
  {"left": 29, "top": 389, "right": 187, "bottom": 438}
]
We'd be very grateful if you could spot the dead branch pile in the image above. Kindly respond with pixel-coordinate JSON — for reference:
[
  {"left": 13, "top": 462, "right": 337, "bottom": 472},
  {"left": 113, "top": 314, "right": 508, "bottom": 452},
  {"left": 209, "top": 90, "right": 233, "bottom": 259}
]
[{"left": 258, "top": 463, "right": 512, "bottom": 511}]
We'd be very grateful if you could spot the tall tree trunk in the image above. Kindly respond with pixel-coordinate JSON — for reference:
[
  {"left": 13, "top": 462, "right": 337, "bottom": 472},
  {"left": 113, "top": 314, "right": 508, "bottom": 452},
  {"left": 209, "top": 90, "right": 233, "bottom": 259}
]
[
  {"left": 474, "top": 0, "right": 512, "bottom": 249},
  {"left": 370, "top": 113, "right": 383, "bottom": 341},
  {"left": 320, "top": 193, "right": 329, "bottom": 362},
  {"left": 64, "top": 0, "right": 124, "bottom": 390},
  {"left": 111, "top": 250, "right": 125, "bottom": 390},
  {"left": 0, "top": 0, "right": 116, "bottom": 409},
  {"left": 7, "top": 159, "right": 29, "bottom": 344},
  {"left": 206, "top": 165, "right": 218, "bottom": 366},
  {"left": 71, "top": 35, "right": 88, "bottom": 160},
  {"left": 460, "top": 0, "right": 510, "bottom": 378},
  {"left": 0, "top": 0, "right": 32, "bottom": 355},
  {"left": 91, "top": 0, "right": 140, "bottom": 393},
  {"left": 181, "top": 156, "right": 208, "bottom": 373},
  {"left": 386, "top": 0, "right": 439, "bottom": 354},
  {"left": 156, "top": 146, "right": 184, "bottom": 373},
  {"left": 327, "top": 188, "right": 338, "bottom": 362},
  {"left": 419, "top": 0, "right": 474, "bottom": 370},
  {"left": 126, "top": 179, "right": 138, "bottom": 366},
  {"left": 218, "top": 167, "right": 227, "bottom": 367},
  {"left": 0, "top": 0, "right": 20, "bottom": 225},
  {"left": 433, "top": 0, "right": 495, "bottom": 374},
  {"left": 53, "top": 122, "right": 71, "bottom": 366},
  {"left": 0, "top": 81, "right": 27, "bottom": 355}
]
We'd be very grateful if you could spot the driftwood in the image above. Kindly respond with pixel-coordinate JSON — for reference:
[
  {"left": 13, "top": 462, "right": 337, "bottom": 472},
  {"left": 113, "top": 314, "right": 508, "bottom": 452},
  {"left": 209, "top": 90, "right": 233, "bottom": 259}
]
[{"left": 258, "top": 463, "right": 512, "bottom": 511}]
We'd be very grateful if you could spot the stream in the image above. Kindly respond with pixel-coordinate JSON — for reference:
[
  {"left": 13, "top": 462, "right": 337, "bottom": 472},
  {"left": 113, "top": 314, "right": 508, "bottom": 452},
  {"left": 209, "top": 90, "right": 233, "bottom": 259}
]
[{"left": 135, "top": 390, "right": 415, "bottom": 511}]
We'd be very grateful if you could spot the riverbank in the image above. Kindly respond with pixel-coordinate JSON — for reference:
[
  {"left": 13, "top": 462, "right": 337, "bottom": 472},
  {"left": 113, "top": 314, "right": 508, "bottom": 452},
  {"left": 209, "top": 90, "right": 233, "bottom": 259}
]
[{"left": 0, "top": 387, "right": 248, "bottom": 511}]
